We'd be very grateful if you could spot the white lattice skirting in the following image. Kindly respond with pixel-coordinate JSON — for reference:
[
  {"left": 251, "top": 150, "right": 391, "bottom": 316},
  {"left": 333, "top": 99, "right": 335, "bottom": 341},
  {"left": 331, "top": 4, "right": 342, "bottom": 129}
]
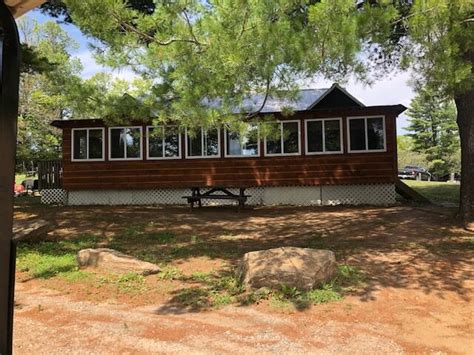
[
  {"left": 41, "top": 184, "right": 396, "bottom": 206},
  {"left": 41, "top": 189, "right": 68, "bottom": 205}
]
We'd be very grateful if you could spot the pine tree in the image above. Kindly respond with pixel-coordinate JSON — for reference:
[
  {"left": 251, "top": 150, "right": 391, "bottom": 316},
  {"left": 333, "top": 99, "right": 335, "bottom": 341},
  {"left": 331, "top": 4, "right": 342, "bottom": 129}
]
[{"left": 406, "top": 88, "right": 460, "bottom": 177}]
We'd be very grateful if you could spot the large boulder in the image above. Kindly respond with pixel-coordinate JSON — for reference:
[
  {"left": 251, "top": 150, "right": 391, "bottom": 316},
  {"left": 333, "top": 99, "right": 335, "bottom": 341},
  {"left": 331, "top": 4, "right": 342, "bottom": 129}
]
[
  {"left": 77, "top": 248, "right": 160, "bottom": 276},
  {"left": 238, "top": 247, "right": 337, "bottom": 291}
]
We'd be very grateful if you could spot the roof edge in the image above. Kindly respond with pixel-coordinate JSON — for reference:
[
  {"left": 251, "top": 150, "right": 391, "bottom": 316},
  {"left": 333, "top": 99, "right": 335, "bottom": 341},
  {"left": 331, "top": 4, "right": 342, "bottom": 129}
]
[
  {"left": 307, "top": 83, "right": 365, "bottom": 109},
  {"left": 50, "top": 104, "right": 407, "bottom": 128}
]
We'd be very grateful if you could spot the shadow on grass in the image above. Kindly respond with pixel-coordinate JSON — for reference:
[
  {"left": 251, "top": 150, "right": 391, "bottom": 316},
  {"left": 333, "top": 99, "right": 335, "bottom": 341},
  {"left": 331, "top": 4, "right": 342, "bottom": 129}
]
[
  {"left": 154, "top": 264, "right": 363, "bottom": 314},
  {"left": 15, "top": 203, "right": 474, "bottom": 308}
]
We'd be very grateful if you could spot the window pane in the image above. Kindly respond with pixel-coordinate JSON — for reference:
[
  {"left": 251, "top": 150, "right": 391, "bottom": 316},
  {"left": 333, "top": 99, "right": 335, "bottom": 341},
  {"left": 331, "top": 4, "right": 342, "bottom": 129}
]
[
  {"left": 324, "top": 120, "right": 341, "bottom": 152},
  {"left": 226, "top": 124, "right": 258, "bottom": 156},
  {"left": 265, "top": 123, "right": 281, "bottom": 154},
  {"left": 367, "top": 117, "right": 384, "bottom": 150},
  {"left": 226, "top": 131, "right": 242, "bottom": 155},
  {"left": 205, "top": 129, "right": 219, "bottom": 156},
  {"left": 282, "top": 122, "right": 299, "bottom": 154},
  {"left": 243, "top": 124, "right": 259, "bottom": 156},
  {"left": 187, "top": 130, "right": 202, "bottom": 157},
  {"left": 110, "top": 128, "right": 125, "bottom": 159},
  {"left": 307, "top": 121, "right": 323, "bottom": 153},
  {"left": 88, "top": 129, "right": 103, "bottom": 159},
  {"left": 125, "top": 128, "right": 141, "bottom": 158},
  {"left": 73, "top": 130, "right": 87, "bottom": 160},
  {"left": 164, "top": 127, "right": 180, "bottom": 157},
  {"left": 349, "top": 119, "right": 366, "bottom": 151},
  {"left": 148, "top": 127, "right": 164, "bottom": 158}
]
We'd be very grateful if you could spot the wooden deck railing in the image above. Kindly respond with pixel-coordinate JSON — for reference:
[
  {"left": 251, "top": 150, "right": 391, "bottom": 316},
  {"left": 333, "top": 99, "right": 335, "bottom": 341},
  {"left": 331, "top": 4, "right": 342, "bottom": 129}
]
[{"left": 38, "top": 160, "right": 63, "bottom": 190}]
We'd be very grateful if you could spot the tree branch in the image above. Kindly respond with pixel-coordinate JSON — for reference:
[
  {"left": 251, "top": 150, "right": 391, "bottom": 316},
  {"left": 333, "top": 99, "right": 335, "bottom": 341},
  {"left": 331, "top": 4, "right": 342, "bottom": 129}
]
[
  {"left": 110, "top": 11, "right": 204, "bottom": 47},
  {"left": 245, "top": 77, "right": 272, "bottom": 119}
]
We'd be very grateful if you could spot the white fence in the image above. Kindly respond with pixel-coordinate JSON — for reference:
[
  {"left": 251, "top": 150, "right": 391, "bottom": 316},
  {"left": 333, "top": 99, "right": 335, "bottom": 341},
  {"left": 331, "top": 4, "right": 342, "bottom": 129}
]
[{"left": 41, "top": 184, "right": 396, "bottom": 206}]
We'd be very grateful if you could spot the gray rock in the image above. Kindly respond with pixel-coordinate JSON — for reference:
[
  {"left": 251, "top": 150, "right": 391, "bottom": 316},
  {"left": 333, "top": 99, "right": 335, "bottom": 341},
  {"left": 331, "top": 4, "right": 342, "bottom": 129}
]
[
  {"left": 238, "top": 247, "right": 337, "bottom": 291},
  {"left": 77, "top": 248, "right": 160, "bottom": 276}
]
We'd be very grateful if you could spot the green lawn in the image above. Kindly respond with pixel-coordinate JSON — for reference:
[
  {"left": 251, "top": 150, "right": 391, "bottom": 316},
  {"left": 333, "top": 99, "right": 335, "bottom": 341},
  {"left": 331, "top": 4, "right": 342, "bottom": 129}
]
[
  {"left": 404, "top": 180, "right": 460, "bottom": 205},
  {"left": 15, "top": 173, "right": 28, "bottom": 184}
]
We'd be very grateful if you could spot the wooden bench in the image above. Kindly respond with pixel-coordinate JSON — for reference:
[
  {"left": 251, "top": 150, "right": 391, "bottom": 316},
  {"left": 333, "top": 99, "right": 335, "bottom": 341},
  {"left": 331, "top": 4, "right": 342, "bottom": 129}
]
[{"left": 183, "top": 187, "right": 251, "bottom": 210}]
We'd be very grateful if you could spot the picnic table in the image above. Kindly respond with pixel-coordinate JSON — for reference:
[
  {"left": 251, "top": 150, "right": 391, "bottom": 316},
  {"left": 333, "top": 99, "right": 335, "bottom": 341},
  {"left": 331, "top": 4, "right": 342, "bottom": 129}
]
[{"left": 183, "top": 187, "right": 250, "bottom": 210}]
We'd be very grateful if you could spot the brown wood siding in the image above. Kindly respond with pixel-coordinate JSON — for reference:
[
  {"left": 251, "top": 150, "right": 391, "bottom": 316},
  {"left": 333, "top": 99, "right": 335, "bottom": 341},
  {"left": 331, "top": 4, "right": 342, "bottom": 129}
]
[{"left": 60, "top": 109, "right": 399, "bottom": 190}]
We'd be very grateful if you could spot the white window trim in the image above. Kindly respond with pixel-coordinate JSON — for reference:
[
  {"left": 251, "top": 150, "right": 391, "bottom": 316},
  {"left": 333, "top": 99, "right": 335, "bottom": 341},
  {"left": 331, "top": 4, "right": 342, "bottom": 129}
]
[
  {"left": 305, "top": 118, "right": 344, "bottom": 155},
  {"left": 108, "top": 126, "right": 143, "bottom": 161},
  {"left": 263, "top": 120, "right": 301, "bottom": 157},
  {"left": 146, "top": 125, "right": 182, "bottom": 160},
  {"left": 71, "top": 128, "right": 105, "bottom": 162},
  {"left": 184, "top": 127, "right": 221, "bottom": 159},
  {"left": 347, "top": 115, "right": 387, "bottom": 153},
  {"left": 224, "top": 126, "right": 260, "bottom": 158}
]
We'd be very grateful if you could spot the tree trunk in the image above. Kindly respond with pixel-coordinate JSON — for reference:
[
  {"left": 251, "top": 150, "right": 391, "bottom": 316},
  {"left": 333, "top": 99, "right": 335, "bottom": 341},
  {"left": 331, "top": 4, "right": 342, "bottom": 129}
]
[{"left": 454, "top": 87, "right": 474, "bottom": 231}]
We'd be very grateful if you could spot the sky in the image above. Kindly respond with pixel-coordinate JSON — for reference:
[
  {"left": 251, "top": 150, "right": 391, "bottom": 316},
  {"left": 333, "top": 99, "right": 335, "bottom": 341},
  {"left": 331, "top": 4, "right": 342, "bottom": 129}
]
[{"left": 24, "top": 9, "right": 414, "bottom": 135}]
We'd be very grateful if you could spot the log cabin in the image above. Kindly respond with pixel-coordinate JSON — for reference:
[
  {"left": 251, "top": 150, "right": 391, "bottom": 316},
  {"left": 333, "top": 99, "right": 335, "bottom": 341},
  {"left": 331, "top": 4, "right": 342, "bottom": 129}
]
[{"left": 44, "top": 83, "right": 406, "bottom": 206}]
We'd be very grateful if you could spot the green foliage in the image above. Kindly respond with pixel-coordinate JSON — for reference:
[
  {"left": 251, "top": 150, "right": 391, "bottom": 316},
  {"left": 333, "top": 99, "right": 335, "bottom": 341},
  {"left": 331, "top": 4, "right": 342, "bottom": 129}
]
[
  {"left": 397, "top": 136, "right": 429, "bottom": 170},
  {"left": 242, "top": 264, "right": 363, "bottom": 309},
  {"left": 16, "top": 234, "right": 99, "bottom": 279},
  {"left": 157, "top": 265, "right": 183, "bottom": 280},
  {"left": 406, "top": 87, "right": 461, "bottom": 176},
  {"left": 17, "top": 249, "right": 77, "bottom": 279},
  {"left": 58, "top": 0, "right": 370, "bottom": 126},
  {"left": 16, "top": 17, "right": 84, "bottom": 169}
]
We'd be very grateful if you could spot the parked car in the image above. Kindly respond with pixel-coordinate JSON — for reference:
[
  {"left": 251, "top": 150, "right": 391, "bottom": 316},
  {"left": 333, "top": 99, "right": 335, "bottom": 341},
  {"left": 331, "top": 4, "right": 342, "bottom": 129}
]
[{"left": 398, "top": 166, "right": 432, "bottom": 181}]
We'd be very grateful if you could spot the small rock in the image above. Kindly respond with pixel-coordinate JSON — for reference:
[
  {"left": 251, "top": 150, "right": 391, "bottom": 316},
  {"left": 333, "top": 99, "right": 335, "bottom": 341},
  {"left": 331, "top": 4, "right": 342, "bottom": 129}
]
[
  {"left": 77, "top": 248, "right": 160, "bottom": 276},
  {"left": 238, "top": 247, "right": 337, "bottom": 291}
]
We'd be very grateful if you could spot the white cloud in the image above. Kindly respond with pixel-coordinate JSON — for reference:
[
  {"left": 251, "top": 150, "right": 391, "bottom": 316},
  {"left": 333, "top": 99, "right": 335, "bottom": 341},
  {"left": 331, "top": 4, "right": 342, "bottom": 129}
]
[{"left": 74, "top": 51, "right": 138, "bottom": 82}]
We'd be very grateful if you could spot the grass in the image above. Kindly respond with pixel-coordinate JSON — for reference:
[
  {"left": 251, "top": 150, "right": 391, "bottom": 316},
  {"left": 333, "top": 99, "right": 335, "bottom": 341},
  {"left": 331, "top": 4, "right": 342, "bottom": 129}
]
[
  {"left": 16, "top": 234, "right": 99, "bottom": 279},
  {"left": 404, "top": 180, "right": 460, "bottom": 204},
  {"left": 158, "top": 265, "right": 183, "bottom": 280},
  {"left": 98, "top": 272, "right": 148, "bottom": 294},
  {"left": 256, "top": 264, "right": 364, "bottom": 311},
  {"left": 17, "top": 227, "right": 364, "bottom": 308},
  {"left": 169, "top": 264, "right": 363, "bottom": 311}
]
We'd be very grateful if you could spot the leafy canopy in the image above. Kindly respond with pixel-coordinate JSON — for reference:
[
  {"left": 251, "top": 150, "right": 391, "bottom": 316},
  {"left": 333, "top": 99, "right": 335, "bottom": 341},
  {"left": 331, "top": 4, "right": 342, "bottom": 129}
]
[
  {"left": 60, "top": 0, "right": 368, "bottom": 127},
  {"left": 17, "top": 18, "right": 84, "bottom": 166}
]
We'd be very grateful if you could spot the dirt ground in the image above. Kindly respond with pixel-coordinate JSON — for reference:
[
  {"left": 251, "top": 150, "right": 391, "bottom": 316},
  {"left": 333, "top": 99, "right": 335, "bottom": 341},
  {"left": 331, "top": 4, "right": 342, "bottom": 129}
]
[{"left": 12, "top": 202, "right": 474, "bottom": 354}]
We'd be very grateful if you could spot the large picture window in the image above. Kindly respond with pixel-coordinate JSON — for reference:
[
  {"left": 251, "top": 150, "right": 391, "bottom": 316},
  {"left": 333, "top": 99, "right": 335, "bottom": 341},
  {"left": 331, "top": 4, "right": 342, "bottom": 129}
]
[
  {"left": 109, "top": 127, "right": 143, "bottom": 160},
  {"left": 348, "top": 116, "right": 386, "bottom": 152},
  {"left": 186, "top": 128, "right": 220, "bottom": 158},
  {"left": 264, "top": 120, "right": 300, "bottom": 156},
  {"left": 147, "top": 126, "right": 181, "bottom": 159},
  {"left": 72, "top": 128, "right": 104, "bottom": 161},
  {"left": 225, "top": 124, "right": 259, "bottom": 157},
  {"left": 305, "top": 118, "right": 342, "bottom": 154}
]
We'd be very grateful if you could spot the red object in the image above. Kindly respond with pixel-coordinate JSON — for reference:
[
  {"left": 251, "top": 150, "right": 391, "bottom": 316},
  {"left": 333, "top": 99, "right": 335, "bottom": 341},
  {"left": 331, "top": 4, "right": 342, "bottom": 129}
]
[{"left": 13, "top": 183, "right": 25, "bottom": 195}]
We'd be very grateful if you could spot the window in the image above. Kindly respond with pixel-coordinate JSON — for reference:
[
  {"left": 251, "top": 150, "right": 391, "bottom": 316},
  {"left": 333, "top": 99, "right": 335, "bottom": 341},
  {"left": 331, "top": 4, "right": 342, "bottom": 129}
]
[
  {"left": 109, "top": 127, "right": 143, "bottom": 160},
  {"left": 225, "top": 124, "right": 259, "bottom": 157},
  {"left": 72, "top": 128, "right": 104, "bottom": 161},
  {"left": 305, "top": 118, "right": 342, "bottom": 154},
  {"left": 348, "top": 116, "right": 386, "bottom": 152},
  {"left": 264, "top": 120, "right": 300, "bottom": 156},
  {"left": 186, "top": 128, "right": 220, "bottom": 158},
  {"left": 147, "top": 126, "right": 181, "bottom": 159}
]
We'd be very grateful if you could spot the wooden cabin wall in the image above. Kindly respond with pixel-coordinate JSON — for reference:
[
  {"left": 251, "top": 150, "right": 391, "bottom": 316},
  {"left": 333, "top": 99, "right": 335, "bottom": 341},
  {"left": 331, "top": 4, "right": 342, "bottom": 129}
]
[{"left": 60, "top": 108, "right": 399, "bottom": 190}]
